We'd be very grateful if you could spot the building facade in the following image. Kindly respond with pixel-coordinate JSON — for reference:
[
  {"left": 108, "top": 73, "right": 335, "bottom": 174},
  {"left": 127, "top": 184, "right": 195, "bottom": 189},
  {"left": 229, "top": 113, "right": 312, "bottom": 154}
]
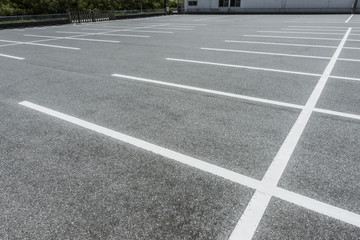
[{"left": 184, "top": 0, "right": 359, "bottom": 13}]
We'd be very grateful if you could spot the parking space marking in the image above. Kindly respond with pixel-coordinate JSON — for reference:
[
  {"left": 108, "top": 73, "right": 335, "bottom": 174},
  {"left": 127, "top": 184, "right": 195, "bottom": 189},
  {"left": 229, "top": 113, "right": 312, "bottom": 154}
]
[
  {"left": 229, "top": 27, "right": 352, "bottom": 240},
  {"left": 24, "top": 34, "right": 120, "bottom": 43},
  {"left": 120, "top": 29, "right": 173, "bottom": 34},
  {"left": 18, "top": 101, "right": 261, "bottom": 190},
  {"left": 346, "top": 15, "right": 354, "bottom": 23},
  {"left": 244, "top": 35, "right": 342, "bottom": 41},
  {"left": 331, "top": 75, "right": 360, "bottom": 82},
  {"left": 314, "top": 108, "right": 360, "bottom": 120},
  {"left": 0, "top": 39, "right": 80, "bottom": 50},
  {"left": 166, "top": 58, "right": 322, "bottom": 77},
  {"left": 281, "top": 28, "right": 347, "bottom": 32},
  {"left": 0, "top": 53, "right": 24, "bottom": 60},
  {"left": 111, "top": 74, "right": 304, "bottom": 109},
  {"left": 112, "top": 74, "right": 360, "bottom": 122},
  {"left": 225, "top": 40, "right": 338, "bottom": 49},
  {"left": 55, "top": 31, "right": 150, "bottom": 38},
  {"left": 258, "top": 31, "right": 344, "bottom": 35},
  {"left": 201, "top": 47, "right": 331, "bottom": 60},
  {"left": 19, "top": 100, "right": 360, "bottom": 231},
  {"left": 289, "top": 26, "right": 360, "bottom": 29}
]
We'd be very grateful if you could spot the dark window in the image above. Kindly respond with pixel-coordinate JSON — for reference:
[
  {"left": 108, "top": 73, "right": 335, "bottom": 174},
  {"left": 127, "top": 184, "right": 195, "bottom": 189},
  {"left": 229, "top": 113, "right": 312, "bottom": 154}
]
[
  {"left": 219, "top": 0, "right": 229, "bottom": 7},
  {"left": 188, "top": 1, "right": 197, "bottom": 6},
  {"left": 230, "top": 0, "right": 240, "bottom": 7}
]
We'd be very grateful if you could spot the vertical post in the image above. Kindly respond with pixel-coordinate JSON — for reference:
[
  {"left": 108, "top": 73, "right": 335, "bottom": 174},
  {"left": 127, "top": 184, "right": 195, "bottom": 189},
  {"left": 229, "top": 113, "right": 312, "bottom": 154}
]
[
  {"left": 68, "top": 12, "right": 72, "bottom": 23},
  {"left": 92, "top": 10, "right": 95, "bottom": 22},
  {"left": 140, "top": 0, "right": 143, "bottom": 12},
  {"left": 177, "top": 0, "right": 179, "bottom": 13},
  {"left": 165, "top": 0, "right": 168, "bottom": 14}
]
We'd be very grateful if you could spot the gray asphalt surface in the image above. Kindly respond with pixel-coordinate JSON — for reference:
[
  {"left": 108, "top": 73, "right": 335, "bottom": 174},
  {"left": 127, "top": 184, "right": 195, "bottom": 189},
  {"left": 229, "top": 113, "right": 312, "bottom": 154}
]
[{"left": 1, "top": 14, "right": 360, "bottom": 239}]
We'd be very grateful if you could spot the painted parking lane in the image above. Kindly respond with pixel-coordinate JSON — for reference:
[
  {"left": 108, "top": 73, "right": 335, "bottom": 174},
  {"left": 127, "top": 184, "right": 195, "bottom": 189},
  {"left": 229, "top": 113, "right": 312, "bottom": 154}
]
[{"left": 1, "top": 14, "right": 360, "bottom": 239}]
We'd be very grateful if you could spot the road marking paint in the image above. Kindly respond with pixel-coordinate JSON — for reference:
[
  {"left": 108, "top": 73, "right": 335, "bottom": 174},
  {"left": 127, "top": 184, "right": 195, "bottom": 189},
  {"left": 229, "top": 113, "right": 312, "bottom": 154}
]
[
  {"left": 281, "top": 28, "right": 347, "bottom": 32},
  {"left": 244, "top": 35, "right": 342, "bottom": 41},
  {"left": 273, "top": 188, "right": 360, "bottom": 228},
  {"left": 166, "top": 58, "right": 321, "bottom": 77},
  {"left": 146, "top": 27, "right": 193, "bottom": 30},
  {"left": 112, "top": 74, "right": 304, "bottom": 110},
  {"left": 193, "top": 16, "right": 225, "bottom": 22},
  {"left": 314, "top": 108, "right": 360, "bottom": 120},
  {"left": 120, "top": 29, "right": 173, "bottom": 34},
  {"left": 23, "top": 42, "right": 81, "bottom": 50},
  {"left": 345, "top": 15, "right": 353, "bottom": 23},
  {"left": 19, "top": 100, "right": 360, "bottom": 230},
  {"left": 229, "top": 27, "right": 352, "bottom": 240},
  {"left": 18, "top": 101, "right": 260, "bottom": 190},
  {"left": 338, "top": 58, "right": 360, "bottom": 62},
  {"left": 258, "top": 31, "right": 344, "bottom": 35},
  {"left": 201, "top": 47, "right": 330, "bottom": 60},
  {"left": 56, "top": 31, "right": 149, "bottom": 38},
  {"left": 0, "top": 53, "right": 24, "bottom": 60},
  {"left": 225, "top": 40, "right": 337, "bottom": 49},
  {"left": 348, "top": 39, "right": 360, "bottom": 42},
  {"left": 330, "top": 75, "right": 360, "bottom": 82},
  {"left": 289, "top": 26, "right": 360, "bottom": 29},
  {"left": 24, "top": 34, "right": 120, "bottom": 43}
]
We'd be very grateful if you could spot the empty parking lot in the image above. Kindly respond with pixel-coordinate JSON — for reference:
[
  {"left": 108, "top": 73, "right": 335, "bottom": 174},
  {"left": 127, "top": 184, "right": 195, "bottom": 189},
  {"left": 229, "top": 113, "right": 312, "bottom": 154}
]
[{"left": 1, "top": 14, "right": 360, "bottom": 239}]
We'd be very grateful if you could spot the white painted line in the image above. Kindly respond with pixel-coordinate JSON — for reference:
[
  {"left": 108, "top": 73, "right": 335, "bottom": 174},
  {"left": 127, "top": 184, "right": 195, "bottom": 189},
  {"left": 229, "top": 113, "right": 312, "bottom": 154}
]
[
  {"left": 18, "top": 101, "right": 260, "bottom": 190},
  {"left": 273, "top": 187, "right": 360, "bottom": 228},
  {"left": 166, "top": 58, "right": 321, "bottom": 77},
  {"left": 112, "top": 74, "right": 304, "bottom": 110},
  {"left": 344, "top": 46, "right": 360, "bottom": 50},
  {"left": 121, "top": 29, "right": 173, "bottom": 34},
  {"left": 244, "top": 35, "right": 342, "bottom": 41},
  {"left": 229, "top": 28, "right": 352, "bottom": 240},
  {"left": 0, "top": 39, "right": 80, "bottom": 50},
  {"left": 330, "top": 75, "right": 360, "bottom": 82},
  {"left": 281, "top": 28, "right": 347, "bottom": 32},
  {"left": 56, "top": 31, "right": 149, "bottom": 38},
  {"left": 348, "top": 39, "right": 360, "bottom": 42},
  {"left": 225, "top": 40, "right": 337, "bottom": 49},
  {"left": 314, "top": 108, "right": 360, "bottom": 120},
  {"left": 24, "top": 34, "right": 120, "bottom": 43},
  {"left": 346, "top": 14, "right": 354, "bottom": 23},
  {"left": 193, "top": 16, "right": 225, "bottom": 22},
  {"left": 289, "top": 26, "right": 360, "bottom": 29},
  {"left": 338, "top": 58, "right": 360, "bottom": 62},
  {"left": 201, "top": 47, "right": 330, "bottom": 60},
  {"left": 258, "top": 31, "right": 343, "bottom": 36},
  {"left": 19, "top": 101, "right": 360, "bottom": 230},
  {"left": 0, "top": 53, "right": 25, "bottom": 60},
  {"left": 147, "top": 27, "right": 193, "bottom": 30}
]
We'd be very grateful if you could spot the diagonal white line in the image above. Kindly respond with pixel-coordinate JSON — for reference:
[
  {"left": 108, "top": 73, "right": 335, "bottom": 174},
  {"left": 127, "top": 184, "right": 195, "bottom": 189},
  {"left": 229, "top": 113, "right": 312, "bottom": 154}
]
[
  {"left": 18, "top": 101, "right": 260, "bottom": 190},
  {"left": 229, "top": 27, "right": 352, "bottom": 240},
  {"left": 345, "top": 14, "right": 354, "bottom": 23},
  {"left": 258, "top": 31, "right": 344, "bottom": 35},
  {"left": 225, "top": 40, "right": 338, "bottom": 49},
  {"left": 0, "top": 53, "right": 24, "bottom": 60},
  {"left": 244, "top": 35, "right": 342, "bottom": 41},
  {"left": 111, "top": 74, "right": 304, "bottom": 109},
  {"left": 201, "top": 47, "right": 331, "bottom": 60},
  {"left": 166, "top": 58, "right": 321, "bottom": 77},
  {"left": 19, "top": 100, "right": 360, "bottom": 231}
]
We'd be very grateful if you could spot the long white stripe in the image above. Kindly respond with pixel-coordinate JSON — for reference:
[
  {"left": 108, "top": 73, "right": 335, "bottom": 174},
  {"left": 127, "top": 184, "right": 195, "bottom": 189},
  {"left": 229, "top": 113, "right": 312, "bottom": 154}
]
[
  {"left": 18, "top": 101, "right": 260, "bottom": 190},
  {"left": 258, "top": 31, "right": 344, "bottom": 35},
  {"left": 122, "top": 29, "right": 173, "bottom": 34},
  {"left": 112, "top": 74, "right": 303, "bottom": 109},
  {"left": 289, "top": 26, "right": 360, "bottom": 29},
  {"left": 19, "top": 101, "right": 360, "bottom": 230},
  {"left": 273, "top": 188, "right": 360, "bottom": 228},
  {"left": 346, "top": 15, "right": 354, "bottom": 23},
  {"left": 225, "top": 40, "right": 337, "bottom": 49},
  {"left": 112, "top": 73, "right": 360, "bottom": 121},
  {"left": 330, "top": 75, "right": 360, "bottom": 82},
  {"left": 24, "top": 34, "right": 120, "bottom": 43},
  {"left": 166, "top": 58, "right": 321, "bottom": 77},
  {"left": 56, "top": 31, "right": 149, "bottom": 38},
  {"left": 314, "top": 108, "right": 360, "bottom": 120},
  {"left": 244, "top": 35, "right": 342, "bottom": 41},
  {"left": 201, "top": 47, "right": 330, "bottom": 60},
  {"left": 282, "top": 28, "right": 347, "bottom": 32},
  {"left": 0, "top": 53, "right": 24, "bottom": 60},
  {"left": 229, "top": 28, "right": 352, "bottom": 240}
]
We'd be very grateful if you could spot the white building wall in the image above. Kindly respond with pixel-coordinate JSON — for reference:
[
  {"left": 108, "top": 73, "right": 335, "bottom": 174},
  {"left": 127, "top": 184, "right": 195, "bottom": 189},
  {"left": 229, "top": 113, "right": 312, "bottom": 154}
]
[{"left": 184, "top": 0, "right": 356, "bottom": 12}]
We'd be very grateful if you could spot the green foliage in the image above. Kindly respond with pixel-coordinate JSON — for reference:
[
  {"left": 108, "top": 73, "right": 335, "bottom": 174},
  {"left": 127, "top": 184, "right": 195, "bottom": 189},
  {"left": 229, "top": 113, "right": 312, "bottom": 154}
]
[{"left": 0, "top": 0, "right": 174, "bottom": 16}]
